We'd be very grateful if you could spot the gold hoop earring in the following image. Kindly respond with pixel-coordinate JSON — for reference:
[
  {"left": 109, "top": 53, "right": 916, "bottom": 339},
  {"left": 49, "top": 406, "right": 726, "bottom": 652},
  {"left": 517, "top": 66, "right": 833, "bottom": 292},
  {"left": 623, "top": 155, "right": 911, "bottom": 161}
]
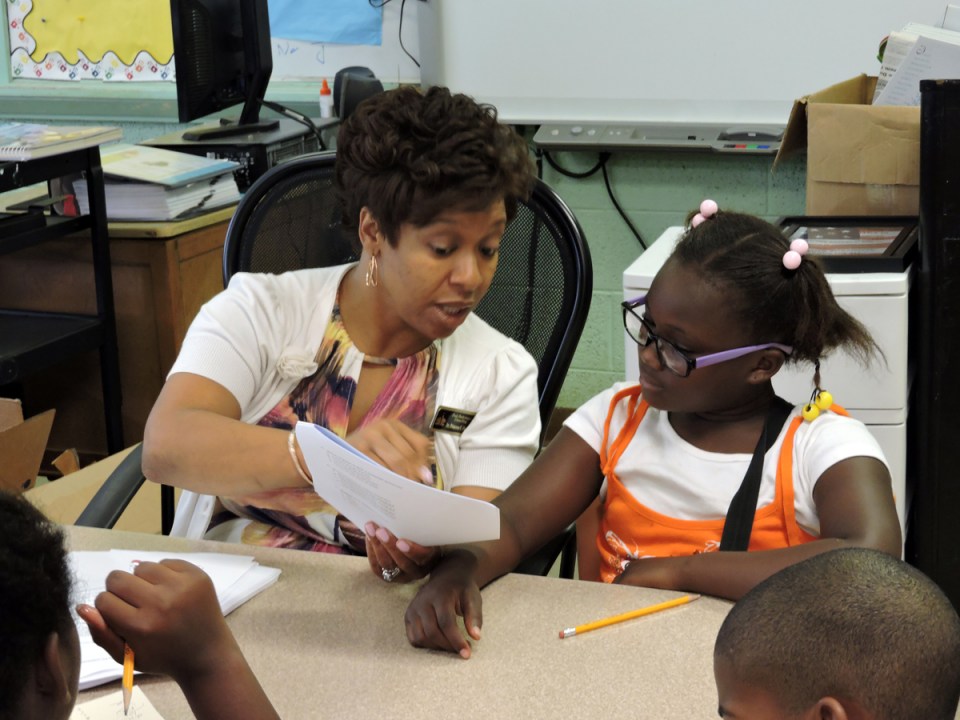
[{"left": 365, "top": 255, "right": 379, "bottom": 288}]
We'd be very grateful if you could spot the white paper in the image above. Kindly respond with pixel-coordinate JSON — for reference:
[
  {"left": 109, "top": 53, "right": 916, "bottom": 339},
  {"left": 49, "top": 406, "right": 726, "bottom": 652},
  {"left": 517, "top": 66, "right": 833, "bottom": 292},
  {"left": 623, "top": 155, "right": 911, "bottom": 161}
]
[
  {"left": 943, "top": 5, "right": 960, "bottom": 31},
  {"left": 295, "top": 421, "right": 500, "bottom": 545},
  {"left": 71, "top": 551, "right": 280, "bottom": 690},
  {"left": 873, "top": 31, "right": 919, "bottom": 102},
  {"left": 900, "top": 21, "right": 960, "bottom": 44},
  {"left": 875, "top": 34, "right": 960, "bottom": 106},
  {"left": 71, "top": 687, "right": 165, "bottom": 720}
]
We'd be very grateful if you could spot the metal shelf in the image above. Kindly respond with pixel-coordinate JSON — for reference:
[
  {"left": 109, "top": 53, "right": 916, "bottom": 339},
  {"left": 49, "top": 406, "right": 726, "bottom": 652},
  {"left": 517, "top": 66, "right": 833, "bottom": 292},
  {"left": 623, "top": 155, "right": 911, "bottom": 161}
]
[{"left": 0, "top": 145, "right": 124, "bottom": 452}]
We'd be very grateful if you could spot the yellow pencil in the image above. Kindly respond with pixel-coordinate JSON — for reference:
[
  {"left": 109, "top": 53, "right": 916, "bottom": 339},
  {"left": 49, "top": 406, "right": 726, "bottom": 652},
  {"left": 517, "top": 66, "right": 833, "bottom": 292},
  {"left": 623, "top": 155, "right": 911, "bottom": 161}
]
[
  {"left": 122, "top": 642, "right": 134, "bottom": 715},
  {"left": 559, "top": 594, "right": 699, "bottom": 638}
]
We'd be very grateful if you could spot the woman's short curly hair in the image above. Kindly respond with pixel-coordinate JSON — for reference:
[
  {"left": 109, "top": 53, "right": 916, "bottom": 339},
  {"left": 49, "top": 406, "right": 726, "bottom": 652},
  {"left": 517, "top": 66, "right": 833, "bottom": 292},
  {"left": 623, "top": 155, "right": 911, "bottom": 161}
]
[{"left": 335, "top": 85, "right": 535, "bottom": 244}]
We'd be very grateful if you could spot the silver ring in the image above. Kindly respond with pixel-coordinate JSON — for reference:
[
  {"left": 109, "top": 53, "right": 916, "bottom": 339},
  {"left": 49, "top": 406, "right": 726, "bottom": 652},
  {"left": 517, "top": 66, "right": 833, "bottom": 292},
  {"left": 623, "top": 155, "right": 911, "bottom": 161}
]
[{"left": 381, "top": 566, "right": 401, "bottom": 582}]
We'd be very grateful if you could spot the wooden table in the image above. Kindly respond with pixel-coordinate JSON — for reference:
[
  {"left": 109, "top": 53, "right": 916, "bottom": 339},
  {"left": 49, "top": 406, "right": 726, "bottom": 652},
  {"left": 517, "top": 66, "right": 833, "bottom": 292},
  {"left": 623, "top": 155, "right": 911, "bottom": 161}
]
[{"left": 70, "top": 526, "right": 731, "bottom": 720}]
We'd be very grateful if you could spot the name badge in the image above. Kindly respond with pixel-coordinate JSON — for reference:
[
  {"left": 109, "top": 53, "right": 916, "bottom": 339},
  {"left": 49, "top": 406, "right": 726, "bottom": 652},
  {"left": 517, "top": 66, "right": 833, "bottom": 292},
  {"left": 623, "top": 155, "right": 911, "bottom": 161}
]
[{"left": 431, "top": 406, "right": 476, "bottom": 435}]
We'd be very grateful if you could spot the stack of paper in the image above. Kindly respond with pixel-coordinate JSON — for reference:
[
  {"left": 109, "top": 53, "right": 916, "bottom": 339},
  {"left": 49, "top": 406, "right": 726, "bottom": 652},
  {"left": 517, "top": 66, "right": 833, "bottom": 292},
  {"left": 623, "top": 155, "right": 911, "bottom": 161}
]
[
  {"left": 70, "top": 550, "right": 281, "bottom": 690},
  {"left": 873, "top": 22, "right": 960, "bottom": 106},
  {"left": 72, "top": 144, "right": 241, "bottom": 221}
]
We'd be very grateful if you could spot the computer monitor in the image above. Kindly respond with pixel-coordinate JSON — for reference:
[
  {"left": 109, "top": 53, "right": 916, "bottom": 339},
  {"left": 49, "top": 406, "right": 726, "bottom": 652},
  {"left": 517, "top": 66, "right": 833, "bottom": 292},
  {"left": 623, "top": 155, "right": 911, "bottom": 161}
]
[{"left": 170, "top": 0, "right": 280, "bottom": 141}]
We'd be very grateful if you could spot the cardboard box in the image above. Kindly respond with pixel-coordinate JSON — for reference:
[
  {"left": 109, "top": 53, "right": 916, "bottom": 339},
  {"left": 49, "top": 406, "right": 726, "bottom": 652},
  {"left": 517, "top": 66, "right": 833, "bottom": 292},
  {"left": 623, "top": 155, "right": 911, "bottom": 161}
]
[
  {"left": 0, "top": 398, "right": 54, "bottom": 494},
  {"left": 25, "top": 444, "right": 173, "bottom": 532},
  {"left": 776, "top": 75, "right": 920, "bottom": 216}
]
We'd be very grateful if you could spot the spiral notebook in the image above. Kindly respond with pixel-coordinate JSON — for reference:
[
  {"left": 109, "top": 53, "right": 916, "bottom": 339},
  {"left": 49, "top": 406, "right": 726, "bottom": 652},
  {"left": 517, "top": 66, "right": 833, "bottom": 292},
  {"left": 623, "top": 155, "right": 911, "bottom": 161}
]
[{"left": 0, "top": 123, "right": 122, "bottom": 161}]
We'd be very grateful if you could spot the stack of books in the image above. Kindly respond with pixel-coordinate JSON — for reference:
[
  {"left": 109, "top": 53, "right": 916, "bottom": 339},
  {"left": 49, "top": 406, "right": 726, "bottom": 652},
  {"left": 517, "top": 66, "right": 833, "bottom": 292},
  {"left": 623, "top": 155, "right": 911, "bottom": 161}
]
[{"left": 73, "top": 144, "right": 242, "bottom": 222}]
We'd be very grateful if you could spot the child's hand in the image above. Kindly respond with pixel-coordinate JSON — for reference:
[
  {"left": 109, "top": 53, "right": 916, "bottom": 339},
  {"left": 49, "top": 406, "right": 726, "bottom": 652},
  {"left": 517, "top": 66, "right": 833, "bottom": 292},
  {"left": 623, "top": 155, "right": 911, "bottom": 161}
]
[
  {"left": 614, "top": 556, "right": 680, "bottom": 590},
  {"left": 77, "top": 559, "right": 237, "bottom": 683},
  {"left": 404, "top": 552, "right": 483, "bottom": 659},
  {"left": 346, "top": 419, "right": 434, "bottom": 485},
  {"left": 365, "top": 521, "right": 439, "bottom": 583}
]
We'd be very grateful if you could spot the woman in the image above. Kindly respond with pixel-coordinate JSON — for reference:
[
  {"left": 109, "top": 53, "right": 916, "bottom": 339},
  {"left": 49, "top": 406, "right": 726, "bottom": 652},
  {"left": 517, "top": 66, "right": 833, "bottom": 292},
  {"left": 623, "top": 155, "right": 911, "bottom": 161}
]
[{"left": 142, "top": 86, "right": 539, "bottom": 579}]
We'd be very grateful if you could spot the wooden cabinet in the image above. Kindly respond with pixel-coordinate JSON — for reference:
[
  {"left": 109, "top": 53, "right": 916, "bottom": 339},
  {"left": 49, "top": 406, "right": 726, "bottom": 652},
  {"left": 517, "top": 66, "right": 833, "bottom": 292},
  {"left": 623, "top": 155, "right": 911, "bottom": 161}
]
[{"left": 0, "top": 215, "right": 229, "bottom": 458}]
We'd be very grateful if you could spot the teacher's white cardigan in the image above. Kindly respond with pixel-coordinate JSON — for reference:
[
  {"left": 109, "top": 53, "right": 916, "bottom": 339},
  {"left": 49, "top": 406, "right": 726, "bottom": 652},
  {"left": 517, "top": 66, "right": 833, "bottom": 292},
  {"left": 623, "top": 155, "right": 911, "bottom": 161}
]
[{"left": 164, "top": 263, "right": 541, "bottom": 539}]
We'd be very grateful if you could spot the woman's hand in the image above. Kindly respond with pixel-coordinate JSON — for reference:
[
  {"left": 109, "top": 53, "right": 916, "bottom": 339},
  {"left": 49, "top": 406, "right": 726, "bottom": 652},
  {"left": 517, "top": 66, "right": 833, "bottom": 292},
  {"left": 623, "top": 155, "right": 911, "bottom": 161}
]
[
  {"left": 365, "top": 522, "right": 440, "bottom": 583},
  {"left": 346, "top": 419, "right": 434, "bottom": 485},
  {"left": 77, "top": 559, "right": 236, "bottom": 682},
  {"left": 404, "top": 551, "right": 484, "bottom": 659}
]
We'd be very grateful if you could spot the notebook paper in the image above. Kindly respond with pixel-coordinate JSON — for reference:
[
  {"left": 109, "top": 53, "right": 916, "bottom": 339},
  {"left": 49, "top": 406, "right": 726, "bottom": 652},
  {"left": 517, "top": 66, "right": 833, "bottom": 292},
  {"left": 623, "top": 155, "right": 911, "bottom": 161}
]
[
  {"left": 71, "top": 686, "right": 165, "bottom": 720},
  {"left": 71, "top": 550, "right": 280, "bottom": 690}
]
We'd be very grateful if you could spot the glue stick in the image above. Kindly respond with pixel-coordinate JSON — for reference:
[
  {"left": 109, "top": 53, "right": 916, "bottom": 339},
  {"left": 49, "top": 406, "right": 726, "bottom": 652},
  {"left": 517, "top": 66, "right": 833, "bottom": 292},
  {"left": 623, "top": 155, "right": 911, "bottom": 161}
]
[{"left": 319, "top": 78, "right": 333, "bottom": 118}]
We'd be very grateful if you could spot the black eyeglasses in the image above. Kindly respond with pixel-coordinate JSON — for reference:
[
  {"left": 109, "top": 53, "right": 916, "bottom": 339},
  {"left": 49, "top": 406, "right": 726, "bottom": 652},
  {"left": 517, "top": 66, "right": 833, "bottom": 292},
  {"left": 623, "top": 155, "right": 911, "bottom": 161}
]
[{"left": 622, "top": 294, "right": 793, "bottom": 378}]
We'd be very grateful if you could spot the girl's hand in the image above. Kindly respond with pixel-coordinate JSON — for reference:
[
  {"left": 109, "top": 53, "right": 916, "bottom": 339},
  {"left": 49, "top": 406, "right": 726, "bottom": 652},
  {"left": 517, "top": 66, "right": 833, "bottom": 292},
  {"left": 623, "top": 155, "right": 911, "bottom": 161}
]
[
  {"left": 365, "top": 522, "right": 440, "bottom": 583},
  {"left": 613, "top": 556, "right": 681, "bottom": 590},
  {"left": 404, "top": 553, "right": 483, "bottom": 659},
  {"left": 346, "top": 419, "right": 434, "bottom": 485},
  {"left": 77, "top": 559, "right": 237, "bottom": 683}
]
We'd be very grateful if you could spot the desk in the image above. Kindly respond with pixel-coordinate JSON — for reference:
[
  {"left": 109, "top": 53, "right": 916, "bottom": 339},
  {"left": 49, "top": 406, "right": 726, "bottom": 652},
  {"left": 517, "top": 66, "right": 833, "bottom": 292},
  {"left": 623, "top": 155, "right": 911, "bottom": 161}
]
[
  {"left": 70, "top": 526, "right": 730, "bottom": 720},
  {"left": 0, "top": 216, "right": 229, "bottom": 457}
]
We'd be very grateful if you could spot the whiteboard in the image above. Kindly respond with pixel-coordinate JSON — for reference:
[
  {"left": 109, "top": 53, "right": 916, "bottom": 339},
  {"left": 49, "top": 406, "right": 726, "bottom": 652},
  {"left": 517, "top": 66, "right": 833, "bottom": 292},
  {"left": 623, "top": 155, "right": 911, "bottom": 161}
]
[
  {"left": 271, "top": 0, "right": 420, "bottom": 83},
  {"left": 417, "top": 0, "right": 951, "bottom": 125}
]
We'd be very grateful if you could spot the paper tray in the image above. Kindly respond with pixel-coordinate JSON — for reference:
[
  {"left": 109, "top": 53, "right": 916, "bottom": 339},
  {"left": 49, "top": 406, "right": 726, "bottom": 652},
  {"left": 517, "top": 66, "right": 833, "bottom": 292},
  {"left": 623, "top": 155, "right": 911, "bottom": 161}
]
[{"left": 777, "top": 215, "right": 918, "bottom": 273}]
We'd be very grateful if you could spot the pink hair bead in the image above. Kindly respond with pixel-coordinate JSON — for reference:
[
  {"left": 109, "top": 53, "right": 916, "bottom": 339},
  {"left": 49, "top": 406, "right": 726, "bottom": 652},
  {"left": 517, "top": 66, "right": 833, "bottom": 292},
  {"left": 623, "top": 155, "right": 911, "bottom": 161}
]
[
  {"left": 700, "top": 199, "right": 718, "bottom": 217},
  {"left": 790, "top": 238, "right": 809, "bottom": 255},
  {"left": 691, "top": 213, "right": 706, "bottom": 227},
  {"left": 783, "top": 250, "right": 802, "bottom": 270}
]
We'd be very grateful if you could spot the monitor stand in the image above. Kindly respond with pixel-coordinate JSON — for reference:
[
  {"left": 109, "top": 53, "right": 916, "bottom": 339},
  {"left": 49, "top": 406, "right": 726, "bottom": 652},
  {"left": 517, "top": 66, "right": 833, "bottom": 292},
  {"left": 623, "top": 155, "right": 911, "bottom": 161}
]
[{"left": 182, "top": 117, "right": 280, "bottom": 142}]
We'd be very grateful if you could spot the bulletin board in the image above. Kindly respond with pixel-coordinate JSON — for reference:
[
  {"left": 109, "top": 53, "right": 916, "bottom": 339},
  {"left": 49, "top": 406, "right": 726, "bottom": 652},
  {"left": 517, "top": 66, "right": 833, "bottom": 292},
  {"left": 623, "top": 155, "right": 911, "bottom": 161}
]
[
  {"left": 4, "top": 0, "right": 420, "bottom": 83},
  {"left": 7, "top": 0, "right": 174, "bottom": 80}
]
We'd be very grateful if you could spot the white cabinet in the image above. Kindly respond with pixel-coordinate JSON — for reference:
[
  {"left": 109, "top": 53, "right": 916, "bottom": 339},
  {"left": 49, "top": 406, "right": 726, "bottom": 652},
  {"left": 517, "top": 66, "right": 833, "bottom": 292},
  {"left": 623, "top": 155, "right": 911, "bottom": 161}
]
[{"left": 623, "top": 227, "right": 912, "bottom": 535}]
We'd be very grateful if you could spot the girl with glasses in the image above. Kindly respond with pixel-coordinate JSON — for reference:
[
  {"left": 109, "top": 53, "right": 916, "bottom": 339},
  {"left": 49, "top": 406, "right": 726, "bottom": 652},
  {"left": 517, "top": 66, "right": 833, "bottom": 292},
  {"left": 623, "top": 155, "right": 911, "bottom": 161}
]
[{"left": 382, "top": 202, "right": 901, "bottom": 659}]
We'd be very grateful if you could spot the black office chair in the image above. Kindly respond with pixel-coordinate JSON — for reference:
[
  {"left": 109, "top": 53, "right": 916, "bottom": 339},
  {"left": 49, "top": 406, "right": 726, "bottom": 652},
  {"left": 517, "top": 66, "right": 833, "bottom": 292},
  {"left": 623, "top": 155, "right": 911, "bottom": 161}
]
[{"left": 80, "top": 151, "right": 592, "bottom": 578}]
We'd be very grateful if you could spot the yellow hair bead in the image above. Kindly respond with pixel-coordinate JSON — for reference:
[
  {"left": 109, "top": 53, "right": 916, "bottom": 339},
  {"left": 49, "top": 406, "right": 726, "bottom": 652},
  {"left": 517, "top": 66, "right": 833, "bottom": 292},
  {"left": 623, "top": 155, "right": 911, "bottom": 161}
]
[
  {"left": 815, "top": 390, "right": 833, "bottom": 410},
  {"left": 802, "top": 403, "right": 821, "bottom": 422}
]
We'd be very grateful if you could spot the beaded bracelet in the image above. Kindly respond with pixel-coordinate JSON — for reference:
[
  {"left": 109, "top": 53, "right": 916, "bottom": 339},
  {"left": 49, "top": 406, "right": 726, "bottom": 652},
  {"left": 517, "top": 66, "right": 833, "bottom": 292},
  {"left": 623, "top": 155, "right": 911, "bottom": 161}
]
[{"left": 287, "top": 430, "right": 313, "bottom": 486}]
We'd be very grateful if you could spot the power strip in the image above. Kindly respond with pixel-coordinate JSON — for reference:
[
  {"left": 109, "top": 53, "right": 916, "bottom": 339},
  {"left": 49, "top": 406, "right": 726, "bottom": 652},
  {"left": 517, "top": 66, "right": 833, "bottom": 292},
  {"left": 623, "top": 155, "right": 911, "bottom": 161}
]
[{"left": 533, "top": 122, "right": 783, "bottom": 154}]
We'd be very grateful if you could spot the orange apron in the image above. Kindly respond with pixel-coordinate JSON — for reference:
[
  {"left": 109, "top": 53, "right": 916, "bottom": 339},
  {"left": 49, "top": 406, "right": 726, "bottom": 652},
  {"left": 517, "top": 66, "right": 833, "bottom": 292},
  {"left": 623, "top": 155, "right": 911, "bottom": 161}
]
[{"left": 596, "top": 386, "right": 840, "bottom": 583}]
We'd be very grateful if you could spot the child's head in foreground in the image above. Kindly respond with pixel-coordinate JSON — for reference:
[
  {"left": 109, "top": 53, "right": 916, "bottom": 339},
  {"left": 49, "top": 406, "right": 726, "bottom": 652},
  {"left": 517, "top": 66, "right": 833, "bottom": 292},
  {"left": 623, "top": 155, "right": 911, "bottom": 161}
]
[
  {"left": 714, "top": 547, "right": 960, "bottom": 720},
  {"left": 0, "top": 491, "right": 79, "bottom": 720}
]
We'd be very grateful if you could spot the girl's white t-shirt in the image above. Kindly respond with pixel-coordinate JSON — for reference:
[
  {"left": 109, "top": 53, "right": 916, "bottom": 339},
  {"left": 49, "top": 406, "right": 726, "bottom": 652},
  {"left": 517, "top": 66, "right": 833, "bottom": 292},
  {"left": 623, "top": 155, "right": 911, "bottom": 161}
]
[{"left": 564, "top": 382, "right": 889, "bottom": 536}]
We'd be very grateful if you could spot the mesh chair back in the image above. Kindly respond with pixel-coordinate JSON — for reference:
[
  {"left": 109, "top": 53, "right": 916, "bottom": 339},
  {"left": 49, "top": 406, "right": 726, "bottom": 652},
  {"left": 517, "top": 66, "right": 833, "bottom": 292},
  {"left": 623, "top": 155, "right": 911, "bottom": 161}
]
[
  {"left": 472, "top": 182, "right": 591, "bottom": 426},
  {"left": 223, "top": 151, "right": 592, "bottom": 433},
  {"left": 222, "top": 152, "right": 355, "bottom": 283}
]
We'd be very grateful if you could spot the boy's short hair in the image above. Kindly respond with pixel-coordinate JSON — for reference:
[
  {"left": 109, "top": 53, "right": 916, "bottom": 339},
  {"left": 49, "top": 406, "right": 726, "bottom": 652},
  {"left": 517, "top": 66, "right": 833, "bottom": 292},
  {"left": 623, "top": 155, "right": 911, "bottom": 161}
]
[
  {"left": 714, "top": 548, "right": 960, "bottom": 719},
  {"left": 0, "top": 491, "right": 72, "bottom": 713},
  {"left": 334, "top": 85, "right": 535, "bottom": 245}
]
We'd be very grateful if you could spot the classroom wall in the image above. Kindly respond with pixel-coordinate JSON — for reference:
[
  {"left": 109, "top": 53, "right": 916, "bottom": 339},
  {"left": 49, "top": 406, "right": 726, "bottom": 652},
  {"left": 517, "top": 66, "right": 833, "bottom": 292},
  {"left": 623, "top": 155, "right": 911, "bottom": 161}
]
[{"left": 5, "top": 114, "right": 806, "bottom": 411}]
